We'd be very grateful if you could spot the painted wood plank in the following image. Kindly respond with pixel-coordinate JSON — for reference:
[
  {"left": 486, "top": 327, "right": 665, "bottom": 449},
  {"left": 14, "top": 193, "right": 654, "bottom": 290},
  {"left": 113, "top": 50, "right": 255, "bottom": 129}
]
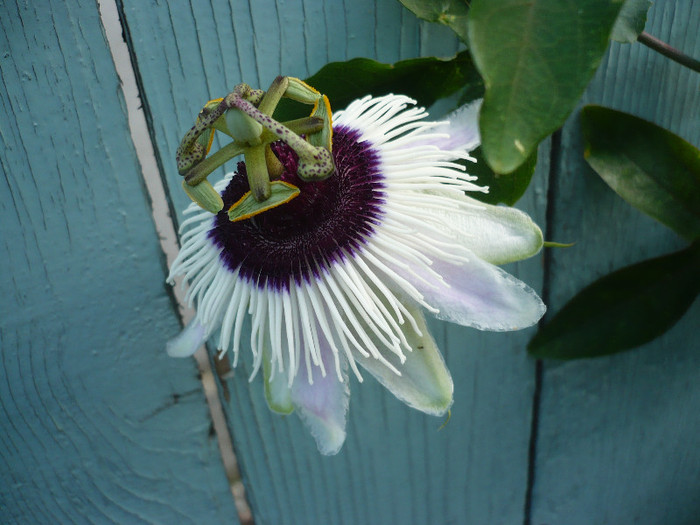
[
  {"left": 531, "top": 1, "right": 700, "bottom": 523},
  {"left": 119, "top": 0, "right": 546, "bottom": 523},
  {"left": 0, "top": 1, "right": 238, "bottom": 522}
]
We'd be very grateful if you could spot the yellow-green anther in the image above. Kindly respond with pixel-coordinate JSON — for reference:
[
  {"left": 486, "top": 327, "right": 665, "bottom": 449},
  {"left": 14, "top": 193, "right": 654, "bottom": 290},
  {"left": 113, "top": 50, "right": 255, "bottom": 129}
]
[
  {"left": 307, "top": 94, "right": 333, "bottom": 152},
  {"left": 244, "top": 144, "right": 271, "bottom": 202},
  {"left": 181, "top": 180, "right": 224, "bottom": 214},
  {"left": 176, "top": 98, "right": 229, "bottom": 174},
  {"left": 258, "top": 76, "right": 289, "bottom": 116},
  {"left": 200, "top": 98, "right": 224, "bottom": 115},
  {"left": 285, "top": 77, "right": 322, "bottom": 105},
  {"left": 196, "top": 127, "right": 215, "bottom": 156},
  {"left": 228, "top": 180, "right": 300, "bottom": 223}
]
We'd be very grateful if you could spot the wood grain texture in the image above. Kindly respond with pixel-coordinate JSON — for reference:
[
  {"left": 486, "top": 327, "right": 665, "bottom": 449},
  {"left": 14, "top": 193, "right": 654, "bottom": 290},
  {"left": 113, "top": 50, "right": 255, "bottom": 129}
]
[
  {"left": 120, "top": 0, "right": 546, "bottom": 523},
  {"left": 0, "top": 1, "right": 238, "bottom": 522},
  {"left": 530, "top": 1, "right": 700, "bottom": 523}
]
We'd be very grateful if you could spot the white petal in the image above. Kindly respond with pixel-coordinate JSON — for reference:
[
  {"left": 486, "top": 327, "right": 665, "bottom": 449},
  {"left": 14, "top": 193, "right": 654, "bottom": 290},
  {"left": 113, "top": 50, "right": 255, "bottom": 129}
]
[
  {"left": 413, "top": 252, "right": 546, "bottom": 331},
  {"left": 354, "top": 300, "right": 453, "bottom": 415},
  {"left": 166, "top": 319, "right": 206, "bottom": 357},
  {"left": 424, "top": 193, "right": 544, "bottom": 265},
  {"left": 438, "top": 98, "right": 482, "bottom": 152},
  {"left": 290, "top": 331, "right": 349, "bottom": 456}
]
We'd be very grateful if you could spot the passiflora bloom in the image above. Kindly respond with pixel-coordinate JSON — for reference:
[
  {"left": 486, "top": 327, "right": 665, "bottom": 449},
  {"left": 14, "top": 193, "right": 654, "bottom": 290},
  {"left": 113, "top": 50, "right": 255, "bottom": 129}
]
[{"left": 167, "top": 94, "right": 545, "bottom": 455}]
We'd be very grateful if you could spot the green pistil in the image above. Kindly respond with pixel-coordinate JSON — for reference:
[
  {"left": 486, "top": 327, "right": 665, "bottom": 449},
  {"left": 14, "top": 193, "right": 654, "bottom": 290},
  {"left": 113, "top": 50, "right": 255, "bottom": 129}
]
[
  {"left": 229, "top": 96, "right": 335, "bottom": 181},
  {"left": 176, "top": 77, "right": 335, "bottom": 215}
]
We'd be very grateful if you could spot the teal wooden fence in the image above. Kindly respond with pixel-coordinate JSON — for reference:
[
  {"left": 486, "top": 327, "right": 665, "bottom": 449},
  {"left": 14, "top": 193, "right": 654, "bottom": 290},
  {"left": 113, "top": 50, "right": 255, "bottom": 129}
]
[{"left": 1, "top": 1, "right": 698, "bottom": 524}]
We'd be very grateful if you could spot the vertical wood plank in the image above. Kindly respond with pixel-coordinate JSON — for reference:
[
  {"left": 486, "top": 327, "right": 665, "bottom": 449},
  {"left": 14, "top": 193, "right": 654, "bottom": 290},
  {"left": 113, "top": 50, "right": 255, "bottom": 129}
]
[
  {"left": 531, "top": 1, "right": 700, "bottom": 523},
  {"left": 0, "top": 1, "right": 238, "bottom": 522},
  {"left": 120, "top": 1, "right": 547, "bottom": 523}
]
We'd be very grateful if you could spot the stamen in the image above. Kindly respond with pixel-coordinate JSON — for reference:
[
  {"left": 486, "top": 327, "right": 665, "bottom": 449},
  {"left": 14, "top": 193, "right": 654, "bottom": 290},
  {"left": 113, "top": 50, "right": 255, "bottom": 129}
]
[
  {"left": 281, "top": 286, "right": 299, "bottom": 386},
  {"left": 295, "top": 283, "right": 325, "bottom": 377},
  {"left": 304, "top": 277, "right": 346, "bottom": 382}
]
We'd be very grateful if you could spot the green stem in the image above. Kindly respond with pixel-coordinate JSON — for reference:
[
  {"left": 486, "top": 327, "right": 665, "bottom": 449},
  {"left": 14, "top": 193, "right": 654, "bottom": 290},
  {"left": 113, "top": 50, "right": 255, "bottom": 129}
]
[
  {"left": 638, "top": 32, "right": 700, "bottom": 73},
  {"left": 258, "top": 76, "right": 289, "bottom": 116},
  {"left": 185, "top": 141, "right": 246, "bottom": 185},
  {"left": 244, "top": 145, "right": 271, "bottom": 201}
]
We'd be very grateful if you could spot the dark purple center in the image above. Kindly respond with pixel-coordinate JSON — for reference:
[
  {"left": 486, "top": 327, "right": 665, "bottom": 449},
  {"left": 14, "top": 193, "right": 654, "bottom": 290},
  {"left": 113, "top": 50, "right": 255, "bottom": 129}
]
[{"left": 209, "top": 127, "right": 384, "bottom": 290}]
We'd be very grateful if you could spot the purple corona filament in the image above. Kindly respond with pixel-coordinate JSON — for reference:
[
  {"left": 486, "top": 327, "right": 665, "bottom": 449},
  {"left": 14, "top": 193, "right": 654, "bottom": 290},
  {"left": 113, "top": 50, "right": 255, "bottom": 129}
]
[{"left": 209, "top": 128, "right": 384, "bottom": 290}]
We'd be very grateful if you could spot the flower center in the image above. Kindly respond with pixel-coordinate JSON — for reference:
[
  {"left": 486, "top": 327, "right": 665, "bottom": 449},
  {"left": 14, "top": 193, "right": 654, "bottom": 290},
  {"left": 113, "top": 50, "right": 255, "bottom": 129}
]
[{"left": 209, "top": 128, "right": 383, "bottom": 290}]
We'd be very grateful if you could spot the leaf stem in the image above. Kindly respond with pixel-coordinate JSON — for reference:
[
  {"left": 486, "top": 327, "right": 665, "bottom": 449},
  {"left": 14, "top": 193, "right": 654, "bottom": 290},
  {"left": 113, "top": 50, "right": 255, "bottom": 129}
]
[{"left": 638, "top": 32, "right": 700, "bottom": 73}]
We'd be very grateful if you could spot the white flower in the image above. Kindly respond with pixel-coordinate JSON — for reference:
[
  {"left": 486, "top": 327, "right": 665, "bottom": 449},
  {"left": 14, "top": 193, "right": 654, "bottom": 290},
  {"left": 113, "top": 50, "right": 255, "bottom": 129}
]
[{"left": 167, "top": 94, "right": 545, "bottom": 455}]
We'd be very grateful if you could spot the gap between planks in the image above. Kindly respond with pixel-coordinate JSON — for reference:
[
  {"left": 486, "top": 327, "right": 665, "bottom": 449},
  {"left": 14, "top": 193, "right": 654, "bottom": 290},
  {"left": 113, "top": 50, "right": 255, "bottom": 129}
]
[{"left": 98, "top": 1, "right": 252, "bottom": 522}]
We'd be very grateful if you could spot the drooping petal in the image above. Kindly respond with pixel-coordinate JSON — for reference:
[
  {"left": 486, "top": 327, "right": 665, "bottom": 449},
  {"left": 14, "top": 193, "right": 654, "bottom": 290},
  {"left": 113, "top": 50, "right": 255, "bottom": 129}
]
[
  {"left": 166, "top": 319, "right": 206, "bottom": 357},
  {"left": 290, "top": 331, "right": 350, "bottom": 455},
  {"left": 410, "top": 251, "right": 546, "bottom": 331},
  {"left": 262, "top": 335, "right": 294, "bottom": 414},
  {"left": 353, "top": 300, "right": 453, "bottom": 416},
  {"left": 423, "top": 193, "right": 544, "bottom": 265},
  {"left": 437, "top": 98, "right": 482, "bottom": 153}
]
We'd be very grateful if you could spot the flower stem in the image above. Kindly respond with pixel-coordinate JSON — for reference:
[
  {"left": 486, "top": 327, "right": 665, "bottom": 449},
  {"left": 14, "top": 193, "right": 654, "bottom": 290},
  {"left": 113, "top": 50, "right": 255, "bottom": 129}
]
[
  {"left": 258, "top": 76, "right": 289, "bottom": 116},
  {"left": 244, "top": 144, "right": 271, "bottom": 201},
  {"left": 638, "top": 32, "right": 700, "bottom": 73},
  {"left": 185, "top": 141, "right": 246, "bottom": 185}
]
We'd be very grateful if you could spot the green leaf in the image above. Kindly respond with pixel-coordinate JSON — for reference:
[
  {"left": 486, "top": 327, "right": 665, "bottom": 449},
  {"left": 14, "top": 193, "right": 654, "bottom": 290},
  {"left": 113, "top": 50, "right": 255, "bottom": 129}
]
[
  {"left": 529, "top": 244, "right": 700, "bottom": 359},
  {"left": 467, "top": 0, "right": 624, "bottom": 174},
  {"left": 227, "top": 180, "right": 300, "bottom": 222},
  {"left": 611, "top": 0, "right": 651, "bottom": 43},
  {"left": 467, "top": 146, "right": 537, "bottom": 206},
  {"left": 582, "top": 105, "right": 700, "bottom": 242},
  {"left": 398, "top": 0, "right": 470, "bottom": 43},
  {"left": 274, "top": 51, "right": 482, "bottom": 121}
]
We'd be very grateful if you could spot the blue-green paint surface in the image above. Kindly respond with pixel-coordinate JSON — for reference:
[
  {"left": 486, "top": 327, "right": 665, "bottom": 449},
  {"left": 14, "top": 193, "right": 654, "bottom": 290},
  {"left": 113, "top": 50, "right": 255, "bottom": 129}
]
[
  {"left": 531, "top": 2, "right": 700, "bottom": 523},
  {"left": 0, "top": 1, "right": 238, "bottom": 523},
  {"left": 2, "top": 0, "right": 698, "bottom": 523}
]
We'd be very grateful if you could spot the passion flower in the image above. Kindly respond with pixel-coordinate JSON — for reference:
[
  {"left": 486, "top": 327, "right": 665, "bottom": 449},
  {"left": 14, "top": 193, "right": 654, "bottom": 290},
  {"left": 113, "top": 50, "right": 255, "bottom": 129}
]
[{"left": 168, "top": 92, "right": 545, "bottom": 455}]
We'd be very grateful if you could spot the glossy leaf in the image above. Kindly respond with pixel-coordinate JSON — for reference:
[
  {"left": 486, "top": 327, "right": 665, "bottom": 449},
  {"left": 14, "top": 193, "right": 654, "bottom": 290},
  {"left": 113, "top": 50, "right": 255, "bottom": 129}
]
[
  {"left": 529, "top": 244, "right": 700, "bottom": 359},
  {"left": 275, "top": 51, "right": 481, "bottom": 121},
  {"left": 582, "top": 105, "right": 700, "bottom": 241},
  {"left": 611, "top": 0, "right": 651, "bottom": 43},
  {"left": 467, "top": 146, "right": 537, "bottom": 206},
  {"left": 227, "top": 181, "right": 300, "bottom": 222},
  {"left": 467, "top": 0, "right": 624, "bottom": 174},
  {"left": 398, "top": 0, "right": 470, "bottom": 43}
]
